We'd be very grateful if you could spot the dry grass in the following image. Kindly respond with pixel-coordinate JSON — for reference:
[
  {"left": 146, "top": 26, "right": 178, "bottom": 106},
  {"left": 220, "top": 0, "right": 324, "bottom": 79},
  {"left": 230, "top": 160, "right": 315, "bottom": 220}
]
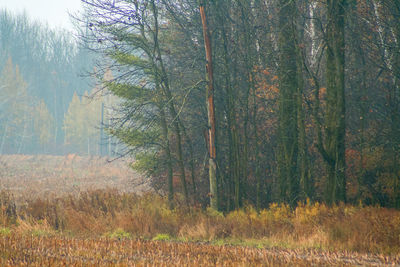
[
  {"left": 1, "top": 233, "right": 398, "bottom": 266},
  {"left": 1, "top": 190, "right": 400, "bottom": 257},
  {"left": 0, "top": 154, "right": 149, "bottom": 202}
]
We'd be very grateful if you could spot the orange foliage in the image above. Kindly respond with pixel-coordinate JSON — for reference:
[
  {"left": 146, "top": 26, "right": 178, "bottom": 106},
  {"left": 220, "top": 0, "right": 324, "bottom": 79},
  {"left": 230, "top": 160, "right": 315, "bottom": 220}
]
[
  {"left": 319, "top": 87, "right": 327, "bottom": 99},
  {"left": 253, "top": 66, "right": 279, "bottom": 100}
]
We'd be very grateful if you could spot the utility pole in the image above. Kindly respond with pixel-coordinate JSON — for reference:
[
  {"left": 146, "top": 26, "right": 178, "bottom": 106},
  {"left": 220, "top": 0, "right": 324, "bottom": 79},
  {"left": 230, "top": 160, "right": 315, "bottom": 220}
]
[{"left": 100, "top": 102, "right": 104, "bottom": 156}]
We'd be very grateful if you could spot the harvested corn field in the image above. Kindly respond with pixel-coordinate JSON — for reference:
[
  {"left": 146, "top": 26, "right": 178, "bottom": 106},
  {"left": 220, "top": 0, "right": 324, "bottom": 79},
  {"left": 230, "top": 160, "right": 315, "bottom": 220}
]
[{"left": 2, "top": 234, "right": 399, "bottom": 266}]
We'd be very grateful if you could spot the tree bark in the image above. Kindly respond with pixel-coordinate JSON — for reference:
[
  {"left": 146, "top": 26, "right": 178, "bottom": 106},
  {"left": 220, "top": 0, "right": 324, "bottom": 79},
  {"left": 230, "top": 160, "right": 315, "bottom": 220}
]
[
  {"left": 325, "top": 0, "right": 346, "bottom": 204},
  {"left": 277, "top": 0, "right": 299, "bottom": 206},
  {"left": 160, "top": 107, "right": 174, "bottom": 209},
  {"left": 200, "top": 1, "right": 218, "bottom": 211}
]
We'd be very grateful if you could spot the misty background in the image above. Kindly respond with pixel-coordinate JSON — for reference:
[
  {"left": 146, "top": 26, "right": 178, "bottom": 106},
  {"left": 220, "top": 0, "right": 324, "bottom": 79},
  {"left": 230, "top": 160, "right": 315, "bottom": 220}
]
[{"left": 0, "top": 3, "right": 116, "bottom": 156}]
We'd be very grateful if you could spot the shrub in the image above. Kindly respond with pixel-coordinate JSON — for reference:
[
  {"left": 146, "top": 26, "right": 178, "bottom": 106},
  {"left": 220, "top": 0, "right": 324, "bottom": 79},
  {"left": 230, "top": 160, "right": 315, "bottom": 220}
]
[
  {"left": 0, "top": 227, "right": 11, "bottom": 236},
  {"left": 2, "top": 189, "right": 400, "bottom": 254},
  {"left": 152, "top": 233, "right": 171, "bottom": 241},
  {"left": 106, "top": 228, "right": 132, "bottom": 240}
]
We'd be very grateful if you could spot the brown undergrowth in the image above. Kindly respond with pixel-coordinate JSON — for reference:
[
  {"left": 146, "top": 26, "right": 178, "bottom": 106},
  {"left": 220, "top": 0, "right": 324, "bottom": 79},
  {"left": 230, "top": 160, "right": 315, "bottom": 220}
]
[{"left": 1, "top": 190, "right": 400, "bottom": 256}]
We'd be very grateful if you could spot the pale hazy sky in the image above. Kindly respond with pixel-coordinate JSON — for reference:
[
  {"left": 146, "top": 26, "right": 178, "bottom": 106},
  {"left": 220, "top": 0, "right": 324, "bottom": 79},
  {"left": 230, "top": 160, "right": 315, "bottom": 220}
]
[{"left": 0, "top": 0, "right": 82, "bottom": 31}]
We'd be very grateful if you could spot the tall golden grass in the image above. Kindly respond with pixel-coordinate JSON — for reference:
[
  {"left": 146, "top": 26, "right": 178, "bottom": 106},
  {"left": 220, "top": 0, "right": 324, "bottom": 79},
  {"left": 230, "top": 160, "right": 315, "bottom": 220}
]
[{"left": 1, "top": 190, "right": 400, "bottom": 255}]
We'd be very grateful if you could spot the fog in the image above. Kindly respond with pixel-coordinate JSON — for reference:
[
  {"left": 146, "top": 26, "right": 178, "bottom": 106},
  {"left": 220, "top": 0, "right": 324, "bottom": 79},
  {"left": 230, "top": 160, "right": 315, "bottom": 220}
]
[
  {"left": 0, "top": 8, "right": 113, "bottom": 156},
  {"left": 0, "top": 0, "right": 81, "bottom": 30}
]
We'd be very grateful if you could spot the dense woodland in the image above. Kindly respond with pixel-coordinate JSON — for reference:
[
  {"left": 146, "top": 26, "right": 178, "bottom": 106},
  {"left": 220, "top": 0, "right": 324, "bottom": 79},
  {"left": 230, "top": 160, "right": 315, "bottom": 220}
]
[
  {"left": 76, "top": 0, "right": 400, "bottom": 210},
  {"left": 1, "top": 0, "right": 400, "bottom": 210}
]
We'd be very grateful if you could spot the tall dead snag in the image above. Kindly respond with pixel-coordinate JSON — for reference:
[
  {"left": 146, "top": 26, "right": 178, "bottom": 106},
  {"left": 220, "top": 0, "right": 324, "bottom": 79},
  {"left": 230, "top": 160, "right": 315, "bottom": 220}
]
[{"left": 199, "top": 1, "right": 218, "bottom": 210}]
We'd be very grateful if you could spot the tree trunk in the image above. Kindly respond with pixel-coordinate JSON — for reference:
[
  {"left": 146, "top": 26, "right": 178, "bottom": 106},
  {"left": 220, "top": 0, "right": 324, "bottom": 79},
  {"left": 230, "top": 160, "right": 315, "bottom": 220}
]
[
  {"left": 277, "top": 0, "right": 299, "bottom": 206},
  {"left": 181, "top": 124, "right": 197, "bottom": 196},
  {"left": 200, "top": 2, "right": 218, "bottom": 211},
  {"left": 150, "top": 0, "right": 189, "bottom": 206},
  {"left": 160, "top": 107, "right": 174, "bottom": 209},
  {"left": 325, "top": 0, "right": 346, "bottom": 204},
  {"left": 297, "top": 1, "right": 314, "bottom": 200}
]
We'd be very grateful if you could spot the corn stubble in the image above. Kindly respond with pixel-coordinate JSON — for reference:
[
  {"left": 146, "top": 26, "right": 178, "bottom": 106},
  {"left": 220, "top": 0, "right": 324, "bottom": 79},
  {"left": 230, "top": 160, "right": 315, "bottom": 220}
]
[{"left": 3, "top": 234, "right": 398, "bottom": 266}]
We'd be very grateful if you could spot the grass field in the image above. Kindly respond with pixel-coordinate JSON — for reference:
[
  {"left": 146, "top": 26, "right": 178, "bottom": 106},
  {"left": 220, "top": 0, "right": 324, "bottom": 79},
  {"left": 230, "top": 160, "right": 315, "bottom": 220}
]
[
  {"left": 1, "top": 155, "right": 400, "bottom": 266},
  {"left": 0, "top": 154, "right": 149, "bottom": 201}
]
